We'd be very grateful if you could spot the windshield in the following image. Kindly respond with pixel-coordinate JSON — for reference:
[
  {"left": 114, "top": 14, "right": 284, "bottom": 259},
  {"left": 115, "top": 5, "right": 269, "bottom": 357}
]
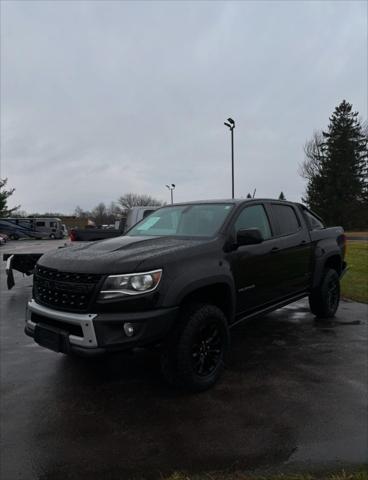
[{"left": 126, "top": 203, "right": 234, "bottom": 237}]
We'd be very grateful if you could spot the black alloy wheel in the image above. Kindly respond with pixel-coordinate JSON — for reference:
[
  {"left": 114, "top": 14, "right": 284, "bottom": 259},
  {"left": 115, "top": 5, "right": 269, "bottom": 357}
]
[
  {"left": 161, "top": 303, "right": 230, "bottom": 392},
  {"left": 192, "top": 323, "right": 223, "bottom": 377},
  {"left": 309, "top": 268, "right": 340, "bottom": 319}
]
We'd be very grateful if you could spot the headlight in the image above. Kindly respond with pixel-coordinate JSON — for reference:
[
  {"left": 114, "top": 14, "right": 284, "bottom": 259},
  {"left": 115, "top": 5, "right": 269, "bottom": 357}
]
[{"left": 98, "top": 269, "right": 162, "bottom": 300}]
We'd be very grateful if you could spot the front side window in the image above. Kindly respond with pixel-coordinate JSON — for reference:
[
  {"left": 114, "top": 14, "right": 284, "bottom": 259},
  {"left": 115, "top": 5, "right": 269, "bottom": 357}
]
[
  {"left": 36, "top": 221, "right": 45, "bottom": 227},
  {"left": 272, "top": 204, "right": 300, "bottom": 236},
  {"left": 234, "top": 205, "right": 272, "bottom": 240},
  {"left": 127, "top": 204, "right": 234, "bottom": 237}
]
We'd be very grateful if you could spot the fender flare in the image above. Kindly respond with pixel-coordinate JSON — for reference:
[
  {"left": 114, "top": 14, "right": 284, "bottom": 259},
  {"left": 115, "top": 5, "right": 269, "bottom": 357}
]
[{"left": 312, "top": 250, "right": 342, "bottom": 288}]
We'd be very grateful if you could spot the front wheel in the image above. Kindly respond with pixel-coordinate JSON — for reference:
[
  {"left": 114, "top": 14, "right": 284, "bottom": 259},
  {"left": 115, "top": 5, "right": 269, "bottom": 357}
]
[
  {"left": 161, "top": 304, "right": 230, "bottom": 392},
  {"left": 309, "top": 268, "right": 340, "bottom": 319}
]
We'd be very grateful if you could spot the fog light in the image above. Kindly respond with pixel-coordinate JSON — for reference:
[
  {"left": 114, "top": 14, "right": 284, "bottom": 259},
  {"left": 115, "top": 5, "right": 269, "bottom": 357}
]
[{"left": 124, "top": 322, "right": 135, "bottom": 337}]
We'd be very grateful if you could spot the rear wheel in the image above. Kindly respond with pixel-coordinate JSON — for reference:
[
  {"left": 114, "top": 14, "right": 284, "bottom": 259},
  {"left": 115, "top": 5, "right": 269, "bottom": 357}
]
[
  {"left": 161, "top": 303, "right": 230, "bottom": 392},
  {"left": 49, "top": 234, "right": 56, "bottom": 239},
  {"left": 309, "top": 268, "right": 340, "bottom": 319}
]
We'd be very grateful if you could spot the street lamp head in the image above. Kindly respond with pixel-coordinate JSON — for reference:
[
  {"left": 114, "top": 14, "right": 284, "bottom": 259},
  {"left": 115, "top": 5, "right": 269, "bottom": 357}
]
[
  {"left": 227, "top": 118, "right": 235, "bottom": 126},
  {"left": 224, "top": 122, "right": 231, "bottom": 128},
  {"left": 171, "top": 184, "right": 175, "bottom": 188}
]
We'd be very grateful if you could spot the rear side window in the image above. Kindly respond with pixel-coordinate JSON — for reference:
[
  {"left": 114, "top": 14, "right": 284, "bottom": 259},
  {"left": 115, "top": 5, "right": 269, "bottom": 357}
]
[
  {"left": 272, "top": 204, "right": 300, "bottom": 236},
  {"left": 234, "top": 205, "right": 272, "bottom": 240}
]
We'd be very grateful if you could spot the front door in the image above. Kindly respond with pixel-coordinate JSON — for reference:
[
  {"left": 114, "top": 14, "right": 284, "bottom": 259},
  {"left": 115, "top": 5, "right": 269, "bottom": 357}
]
[{"left": 228, "top": 203, "right": 279, "bottom": 315}]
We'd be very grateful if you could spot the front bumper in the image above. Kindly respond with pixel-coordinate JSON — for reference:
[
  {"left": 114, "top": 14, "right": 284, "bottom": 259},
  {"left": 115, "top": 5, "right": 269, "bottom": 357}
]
[{"left": 25, "top": 300, "right": 179, "bottom": 356}]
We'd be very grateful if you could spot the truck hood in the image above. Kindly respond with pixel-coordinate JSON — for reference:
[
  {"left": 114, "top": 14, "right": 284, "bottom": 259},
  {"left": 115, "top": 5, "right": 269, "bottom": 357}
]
[{"left": 38, "top": 235, "right": 208, "bottom": 274}]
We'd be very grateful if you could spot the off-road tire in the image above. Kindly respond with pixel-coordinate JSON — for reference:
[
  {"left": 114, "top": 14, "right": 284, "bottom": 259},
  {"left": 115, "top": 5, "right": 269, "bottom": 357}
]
[
  {"left": 309, "top": 268, "right": 340, "bottom": 319},
  {"left": 161, "top": 303, "right": 230, "bottom": 392}
]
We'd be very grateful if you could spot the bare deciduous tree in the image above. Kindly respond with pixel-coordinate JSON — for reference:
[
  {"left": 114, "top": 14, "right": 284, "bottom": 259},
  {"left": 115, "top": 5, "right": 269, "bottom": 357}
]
[
  {"left": 91, "top": 202, "right": 108, "bottom": 226},
  {"left": 117, "top": 193, "right": 163, "bottom": 212},
  {"left": 299, "top": 131, "right": 325, "bottom": 181},
  {"left": 74, "top": 206, "right": 91, "bottom": 218}
]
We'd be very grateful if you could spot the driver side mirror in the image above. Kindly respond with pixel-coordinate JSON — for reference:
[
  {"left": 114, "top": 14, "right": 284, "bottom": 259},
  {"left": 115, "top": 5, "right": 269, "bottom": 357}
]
[{"left": 237, "top": 228, "right": 264, "bottom": 246}]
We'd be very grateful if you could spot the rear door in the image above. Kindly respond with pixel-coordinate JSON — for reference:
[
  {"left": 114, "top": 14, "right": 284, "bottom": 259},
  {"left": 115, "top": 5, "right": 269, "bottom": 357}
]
[{"left": 265, "top": 202, "right": 313, "bottom": 297}]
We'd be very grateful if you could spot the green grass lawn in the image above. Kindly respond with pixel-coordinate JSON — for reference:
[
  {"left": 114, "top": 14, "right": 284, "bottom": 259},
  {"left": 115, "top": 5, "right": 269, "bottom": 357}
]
[
  {"left": 341, "top": 241, "right": 368, "bottom": 303},
  {"left": 163, "top": 469, "right": 368, "bottom": 480}
]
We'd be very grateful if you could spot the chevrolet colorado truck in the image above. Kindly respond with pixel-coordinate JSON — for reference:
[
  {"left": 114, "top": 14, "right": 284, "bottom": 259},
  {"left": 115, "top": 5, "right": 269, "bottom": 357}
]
[{"left": 25, "top": 199, "right": 347, "bottom": 391}]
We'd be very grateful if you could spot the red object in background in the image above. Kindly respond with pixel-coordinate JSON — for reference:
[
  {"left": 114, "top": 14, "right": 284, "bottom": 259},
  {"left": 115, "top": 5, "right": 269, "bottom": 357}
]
[
  {"left": 338, "top": 233, "right": 347, "bottom": 258},
  {"left": 69, "top": 229, "right": 77, "bottom": 242}
]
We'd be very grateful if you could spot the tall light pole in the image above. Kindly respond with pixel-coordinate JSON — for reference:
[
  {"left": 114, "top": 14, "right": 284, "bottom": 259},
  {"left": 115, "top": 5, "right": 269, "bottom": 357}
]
[
  {"left": 166, "top": 184, "right": 175, "bottom": 204},
  {"left": 224, "top": 117, "right": 235, "bottom": 198}
]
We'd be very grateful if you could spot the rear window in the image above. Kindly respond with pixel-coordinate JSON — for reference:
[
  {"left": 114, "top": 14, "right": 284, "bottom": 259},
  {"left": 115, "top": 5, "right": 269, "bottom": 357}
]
[
  {"left": 304, "top": 210, "right": 324, "bottom": 230},
  {"left": 272, "top": 204, "right": 300, "bottom": 236}
]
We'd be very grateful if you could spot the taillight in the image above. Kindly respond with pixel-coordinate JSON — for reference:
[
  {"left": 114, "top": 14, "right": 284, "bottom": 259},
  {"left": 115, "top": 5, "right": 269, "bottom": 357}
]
[{"left": 338, "top": 233, "right": 347, "bottom": 258}]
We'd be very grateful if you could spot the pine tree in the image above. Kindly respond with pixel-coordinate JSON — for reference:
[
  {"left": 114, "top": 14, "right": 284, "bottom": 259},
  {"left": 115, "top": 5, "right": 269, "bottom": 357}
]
[
  {"left": 0, "top": 178, "right": 20, "bottom": 216},
  {"left": 301, "top": 100, "right": 367, "bottom": 229}
]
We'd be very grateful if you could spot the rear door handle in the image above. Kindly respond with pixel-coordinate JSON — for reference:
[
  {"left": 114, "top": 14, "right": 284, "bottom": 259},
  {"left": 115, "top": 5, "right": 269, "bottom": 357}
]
[{"left": 270, "top": 247, "right": 279, "bottom": 253}]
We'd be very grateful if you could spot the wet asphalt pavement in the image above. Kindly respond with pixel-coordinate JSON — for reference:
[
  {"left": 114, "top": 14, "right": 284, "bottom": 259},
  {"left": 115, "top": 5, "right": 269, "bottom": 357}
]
[{"left": 1, "top": 245, "right": 367, "bottom": 479}]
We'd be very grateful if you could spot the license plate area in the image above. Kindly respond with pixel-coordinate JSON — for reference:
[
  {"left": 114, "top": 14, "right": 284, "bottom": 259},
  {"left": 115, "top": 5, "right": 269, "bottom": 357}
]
[{"left": 34, "top": 324, "right": 69, "bottom": 353}]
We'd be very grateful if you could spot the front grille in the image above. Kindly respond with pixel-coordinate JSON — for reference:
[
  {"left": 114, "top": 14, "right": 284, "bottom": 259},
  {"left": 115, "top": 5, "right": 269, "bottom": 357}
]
[
  {"left": 34, "top": 265, "right": 102, "bottom": 312},
  {"left": 31, "top": 312, "right": 84, "bottom": 337}
]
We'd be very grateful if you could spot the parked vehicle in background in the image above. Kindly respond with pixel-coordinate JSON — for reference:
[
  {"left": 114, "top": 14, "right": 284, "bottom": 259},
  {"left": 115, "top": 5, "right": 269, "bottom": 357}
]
[
  {"left": 61, "top": 224, "right": 68, "bottom": 238},
  {"left": 32, "top": 218, "right": 64, "bottom": 239},
  {"left": 0, "top": 217, "right": 64, "bottom": 239},
  {"left": 24, "top": 199, "right": 347, "bottom": 391},
  {"left": 124, "top": 206, "right": 158, "bottom": 232},
  {"left": 0, "top": 234, "right": 7, "bottom": 245},
  {"left": 0, "top": 219, "right": 43, "bottom": 240},
  {"left": 70, "top": 206, "right": 158, "bottom": 241}
]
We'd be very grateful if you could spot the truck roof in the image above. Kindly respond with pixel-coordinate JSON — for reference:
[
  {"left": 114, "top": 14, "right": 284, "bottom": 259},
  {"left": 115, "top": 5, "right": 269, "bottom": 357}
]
[{"left": 162, "top": 198, "right": 300, "bottom": 206}]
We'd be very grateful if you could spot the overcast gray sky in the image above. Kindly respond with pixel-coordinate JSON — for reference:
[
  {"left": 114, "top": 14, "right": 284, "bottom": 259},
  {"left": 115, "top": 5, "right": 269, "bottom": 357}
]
[{"left": 1, "top": 0, "right": 367, "bottom": 214}]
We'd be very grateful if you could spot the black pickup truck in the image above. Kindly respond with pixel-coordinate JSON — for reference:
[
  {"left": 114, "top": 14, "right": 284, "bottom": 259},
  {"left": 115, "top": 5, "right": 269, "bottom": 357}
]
[{"left": 25, "top": 199, "right": 347, "bottom": 391}]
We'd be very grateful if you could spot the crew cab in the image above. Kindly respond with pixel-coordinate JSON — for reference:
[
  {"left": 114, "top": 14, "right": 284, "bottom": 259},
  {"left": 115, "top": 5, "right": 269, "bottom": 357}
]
[{"left": 25, "top": 199, "right": 347, "bottom": 391}]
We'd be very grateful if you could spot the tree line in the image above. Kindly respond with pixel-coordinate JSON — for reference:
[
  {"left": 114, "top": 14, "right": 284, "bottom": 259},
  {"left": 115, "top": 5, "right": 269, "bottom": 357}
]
[{"left": 73, "top": 193, "right": 164, "bottom": 225}]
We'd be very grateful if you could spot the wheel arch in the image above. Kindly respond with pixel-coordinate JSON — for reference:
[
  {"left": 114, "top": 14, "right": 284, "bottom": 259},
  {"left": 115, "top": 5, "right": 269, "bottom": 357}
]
[
  {"left": 177, "top": 281, "right": 235, "bottom": 323},
  {"left": 312, "top": 252, "right": 343, "bottom": 288}
]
